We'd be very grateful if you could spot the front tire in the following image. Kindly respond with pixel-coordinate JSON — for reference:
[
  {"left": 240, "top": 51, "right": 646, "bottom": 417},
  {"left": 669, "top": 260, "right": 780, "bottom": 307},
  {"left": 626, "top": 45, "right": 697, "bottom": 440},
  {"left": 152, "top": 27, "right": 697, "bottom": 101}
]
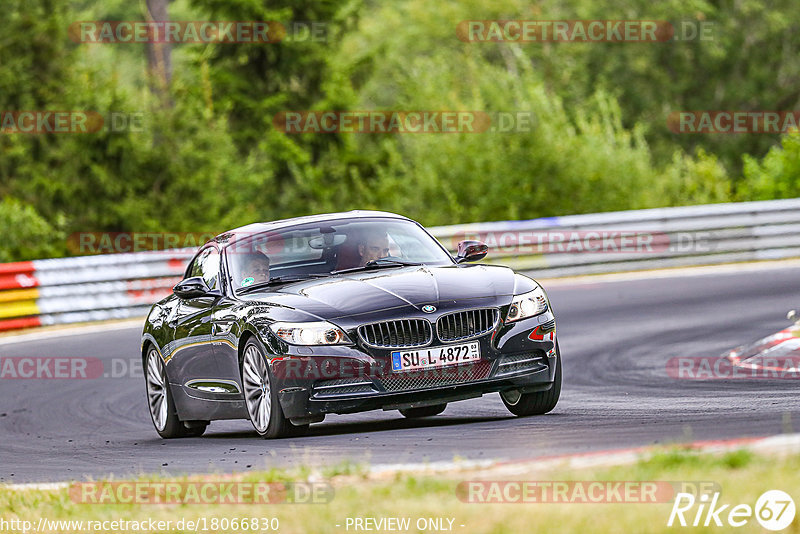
[
  {"left": 241, "top": 339, "right": 308, "bottom": 439},
  {"left": 145, "top": 346, "right": 207, "bottom": 438},
  {"left": 399, "top": 404, "right": 447, "bottom": 418},
  {"left": 501, "top": 345, "right": 562, "bottom": 416}
]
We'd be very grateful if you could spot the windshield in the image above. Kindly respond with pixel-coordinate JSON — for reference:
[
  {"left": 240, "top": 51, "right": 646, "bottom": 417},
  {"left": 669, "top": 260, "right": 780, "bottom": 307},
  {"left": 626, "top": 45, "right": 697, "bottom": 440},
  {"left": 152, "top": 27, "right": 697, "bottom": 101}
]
[{"left": 226, "top": 218, "right": 453, "bottom": 291}]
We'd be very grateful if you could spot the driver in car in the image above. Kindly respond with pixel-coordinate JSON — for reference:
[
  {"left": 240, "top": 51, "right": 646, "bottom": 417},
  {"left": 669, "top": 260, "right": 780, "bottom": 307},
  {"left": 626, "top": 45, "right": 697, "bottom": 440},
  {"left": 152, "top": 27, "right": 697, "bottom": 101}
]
[
  {"left": 358, "top": 230, "right": 391, "bottom": 266},
  {"left": 240, "top": 252, "right": 271, "bottom": 286}
]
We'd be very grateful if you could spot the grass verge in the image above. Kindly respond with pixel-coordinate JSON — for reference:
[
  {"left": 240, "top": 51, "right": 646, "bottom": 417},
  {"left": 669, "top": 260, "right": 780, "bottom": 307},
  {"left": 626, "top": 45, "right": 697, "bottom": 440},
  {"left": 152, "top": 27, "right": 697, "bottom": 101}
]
[{"left": 1, "top": 447, "right": 799, "bottom": 533}]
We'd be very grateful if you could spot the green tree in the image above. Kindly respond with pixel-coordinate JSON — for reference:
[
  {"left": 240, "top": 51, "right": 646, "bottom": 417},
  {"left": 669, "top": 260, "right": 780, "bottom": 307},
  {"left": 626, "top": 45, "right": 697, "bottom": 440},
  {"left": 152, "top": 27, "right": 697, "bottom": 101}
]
[{"left": 740, "top": 132, "right": 800, "bottom": 199}]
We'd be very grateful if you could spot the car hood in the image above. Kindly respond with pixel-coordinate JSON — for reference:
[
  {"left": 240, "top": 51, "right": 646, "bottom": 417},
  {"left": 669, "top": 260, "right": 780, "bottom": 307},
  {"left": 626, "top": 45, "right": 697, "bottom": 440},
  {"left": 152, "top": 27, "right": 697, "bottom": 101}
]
[{"left": 240, "top": 264, "right": 524, "bottom": 322}]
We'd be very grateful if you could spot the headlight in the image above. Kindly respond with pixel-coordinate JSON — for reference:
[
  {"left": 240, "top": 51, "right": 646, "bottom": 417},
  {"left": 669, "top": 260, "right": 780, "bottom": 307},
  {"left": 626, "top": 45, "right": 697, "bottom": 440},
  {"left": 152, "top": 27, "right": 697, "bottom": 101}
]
[
  {"left": 269, "top": 321, "right": 349, "bottom": 345},
  {"left": 505, "top": 286, "right": 549, "bottom": 322}
]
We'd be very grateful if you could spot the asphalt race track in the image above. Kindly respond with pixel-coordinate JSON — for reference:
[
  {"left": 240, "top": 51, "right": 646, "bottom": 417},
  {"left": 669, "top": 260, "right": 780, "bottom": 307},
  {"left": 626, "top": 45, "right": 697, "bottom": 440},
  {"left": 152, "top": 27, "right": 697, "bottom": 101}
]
[{"left": 2, "top": 264, "right": 800, "bottom": 483}]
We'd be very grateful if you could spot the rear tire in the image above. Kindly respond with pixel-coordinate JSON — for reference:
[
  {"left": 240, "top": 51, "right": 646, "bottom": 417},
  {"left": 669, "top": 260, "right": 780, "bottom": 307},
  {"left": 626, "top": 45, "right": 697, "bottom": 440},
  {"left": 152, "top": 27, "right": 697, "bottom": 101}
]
[
  {"left": 241, "top": 338, "right": 308, "bottom": 439},
  {"left": 145, "top": 346, "right": 208, "bottom": 438},
  {"left": 399, "top": 404, "right": 447, "bottom": 418},
  {"left": 501, "top": 345, "right": 561, "bottom": 416}
]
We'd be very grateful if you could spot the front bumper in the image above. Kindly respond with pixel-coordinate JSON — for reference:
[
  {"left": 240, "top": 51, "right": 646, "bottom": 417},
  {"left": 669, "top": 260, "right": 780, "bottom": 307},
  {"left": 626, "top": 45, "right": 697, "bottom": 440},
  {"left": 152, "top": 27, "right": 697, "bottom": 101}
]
[
  {"left": 270, "top": 311, "right": 558, "bottom": 422},
  {"left": 280, "top": 364, "right": 553, "bottom": 422}
]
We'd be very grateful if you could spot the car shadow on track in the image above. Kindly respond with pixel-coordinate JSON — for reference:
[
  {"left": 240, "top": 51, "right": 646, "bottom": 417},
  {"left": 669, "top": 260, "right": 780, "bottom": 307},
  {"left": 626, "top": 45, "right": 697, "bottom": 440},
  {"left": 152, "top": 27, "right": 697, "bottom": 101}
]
[{"left": 203, "top": 413, "right": 521, "bottom": 440}]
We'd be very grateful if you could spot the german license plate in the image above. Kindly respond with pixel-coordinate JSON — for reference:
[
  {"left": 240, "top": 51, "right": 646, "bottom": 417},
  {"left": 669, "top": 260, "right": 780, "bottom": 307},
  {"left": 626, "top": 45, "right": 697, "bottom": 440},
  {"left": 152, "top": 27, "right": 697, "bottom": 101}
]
[{"left": 391, "top": 342, "right": 480, "bottom": 372}]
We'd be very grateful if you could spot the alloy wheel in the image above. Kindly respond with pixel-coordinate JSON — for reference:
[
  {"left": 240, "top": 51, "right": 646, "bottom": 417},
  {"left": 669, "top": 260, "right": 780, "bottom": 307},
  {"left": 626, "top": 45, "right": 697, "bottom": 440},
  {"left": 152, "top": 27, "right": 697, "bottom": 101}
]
[
  {"left": 242, "top": 344, "right": 272, "bottom": 433},
  {"left": 145, "top": 349, "right": 168, "bottom": 431}
]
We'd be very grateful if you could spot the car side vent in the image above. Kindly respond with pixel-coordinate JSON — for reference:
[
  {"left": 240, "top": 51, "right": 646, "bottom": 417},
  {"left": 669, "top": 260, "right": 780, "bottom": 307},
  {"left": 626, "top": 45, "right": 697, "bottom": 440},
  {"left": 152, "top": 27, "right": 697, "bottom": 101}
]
[{"left": 358, "top": 319, "right": 433, "bottom": 348}]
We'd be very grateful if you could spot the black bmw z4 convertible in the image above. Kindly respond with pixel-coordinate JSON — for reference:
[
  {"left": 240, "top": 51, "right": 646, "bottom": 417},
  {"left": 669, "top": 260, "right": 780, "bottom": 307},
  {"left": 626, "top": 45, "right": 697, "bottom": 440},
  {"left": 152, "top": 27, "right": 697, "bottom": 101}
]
[{"left": 142, "top": 211, "right": 560, "bottom": 438}]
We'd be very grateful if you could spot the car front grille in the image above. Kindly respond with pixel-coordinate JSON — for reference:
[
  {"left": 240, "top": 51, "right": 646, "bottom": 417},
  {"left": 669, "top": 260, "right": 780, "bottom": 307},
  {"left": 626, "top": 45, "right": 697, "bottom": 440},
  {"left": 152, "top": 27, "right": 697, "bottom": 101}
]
[
  {"left": 379, "top": 360, "right": 492, "bottom": 392},
  {"left": 436, "top": 308, "right": 499, "bottom": 342},
  {"left": 358, "top": 319, "right": 433, "bottom": 348}
]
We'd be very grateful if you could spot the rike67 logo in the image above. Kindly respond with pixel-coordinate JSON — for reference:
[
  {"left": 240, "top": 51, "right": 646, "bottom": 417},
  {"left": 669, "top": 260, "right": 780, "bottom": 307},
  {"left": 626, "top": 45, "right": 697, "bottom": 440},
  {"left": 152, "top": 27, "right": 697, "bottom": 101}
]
[{"left": 668, "top": 490, "right": 795, "bottom": 531}]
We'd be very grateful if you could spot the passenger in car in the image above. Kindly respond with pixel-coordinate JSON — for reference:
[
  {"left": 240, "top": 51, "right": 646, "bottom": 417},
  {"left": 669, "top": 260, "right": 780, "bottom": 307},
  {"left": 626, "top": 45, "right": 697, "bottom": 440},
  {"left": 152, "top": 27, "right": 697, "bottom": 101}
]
[{"left": 240, "top": 252, "right": 271, "bottom": 286}]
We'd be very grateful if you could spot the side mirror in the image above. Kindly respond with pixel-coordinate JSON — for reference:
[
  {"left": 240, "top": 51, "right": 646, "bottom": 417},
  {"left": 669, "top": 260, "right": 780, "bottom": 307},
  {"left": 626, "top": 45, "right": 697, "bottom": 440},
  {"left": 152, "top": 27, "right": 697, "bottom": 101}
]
[
  {"left": 455, "top": 240, "right": 489, "bottom": 263},
  {"left": 174, "top": 276, "right": 214, "bottom": 299}
]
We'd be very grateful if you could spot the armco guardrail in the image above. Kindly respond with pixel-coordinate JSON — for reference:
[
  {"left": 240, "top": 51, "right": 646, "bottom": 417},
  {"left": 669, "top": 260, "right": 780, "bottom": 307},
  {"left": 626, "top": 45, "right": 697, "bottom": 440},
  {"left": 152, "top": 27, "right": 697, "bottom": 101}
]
[
  {"left": 430, "top": 197, "right": 800, "bottom": 277},
  {"left": 0, "top": 198, "right": 799, "bottom": 331}
]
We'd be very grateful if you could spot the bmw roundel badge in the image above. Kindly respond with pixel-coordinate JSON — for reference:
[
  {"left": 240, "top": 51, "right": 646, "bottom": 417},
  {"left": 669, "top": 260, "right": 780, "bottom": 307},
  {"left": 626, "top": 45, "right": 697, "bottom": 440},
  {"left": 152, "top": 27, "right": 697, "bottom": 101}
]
[{"left": 422, "top": 305, "right": 437, "bottom": 313}]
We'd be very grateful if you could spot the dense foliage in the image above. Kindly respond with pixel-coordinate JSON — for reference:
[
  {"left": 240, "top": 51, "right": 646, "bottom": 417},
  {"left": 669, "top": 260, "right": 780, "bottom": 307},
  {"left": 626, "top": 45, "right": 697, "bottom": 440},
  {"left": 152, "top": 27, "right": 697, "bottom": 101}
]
[{"left": 0, "top": 0, "right": 797, "bottom": 260}]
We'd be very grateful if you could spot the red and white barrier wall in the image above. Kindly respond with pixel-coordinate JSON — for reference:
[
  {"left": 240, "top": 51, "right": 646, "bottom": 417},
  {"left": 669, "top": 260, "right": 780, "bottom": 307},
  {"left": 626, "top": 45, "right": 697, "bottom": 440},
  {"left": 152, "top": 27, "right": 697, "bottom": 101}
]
[{"left": 0, "top": 251, "right": 193, "bottom": 331}]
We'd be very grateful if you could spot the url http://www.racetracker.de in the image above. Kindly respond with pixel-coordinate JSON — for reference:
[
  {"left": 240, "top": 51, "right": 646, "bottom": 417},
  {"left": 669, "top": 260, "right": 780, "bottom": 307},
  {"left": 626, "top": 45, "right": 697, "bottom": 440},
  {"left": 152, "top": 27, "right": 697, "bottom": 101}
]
[{"left": 0, "top": 516, "right": 281, "bottom": 533}]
